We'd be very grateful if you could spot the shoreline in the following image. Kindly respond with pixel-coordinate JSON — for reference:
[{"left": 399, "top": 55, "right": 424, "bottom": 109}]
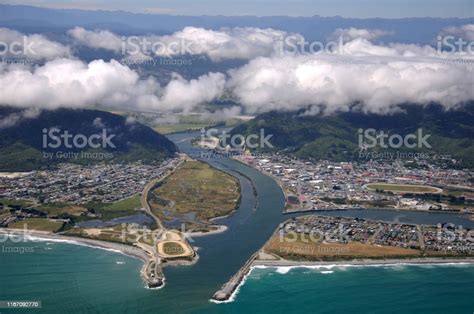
[
  {"left": 212, "top": 255, "right": 474, "bottom": 303},
  {"left": 252, "top": 256, "right": 474, "bottom": 268},
  {"left": 189, "top": 225, "right": 228, "bottom": 237},
  {"left": 2, "top": 228, "right": 148, "bottom": 260},
  {"left": 1, "top": 228, "right": 156, "bottom": 286}
]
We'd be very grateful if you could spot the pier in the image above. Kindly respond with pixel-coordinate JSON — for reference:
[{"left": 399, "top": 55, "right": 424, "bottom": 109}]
[{"left": 212, "top": 252, "right": 258, "bottom": 302}]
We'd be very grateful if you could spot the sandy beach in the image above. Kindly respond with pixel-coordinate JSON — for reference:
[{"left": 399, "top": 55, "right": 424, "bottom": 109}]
[
  {"left": 252, "top": 256, "right": 474, "bottom": 268},
  {"left": 189, "top": 225, "right": 228, "bottom": 237},
  {"left": 1, "top": 228, "right": 152, "bottom": 281}
]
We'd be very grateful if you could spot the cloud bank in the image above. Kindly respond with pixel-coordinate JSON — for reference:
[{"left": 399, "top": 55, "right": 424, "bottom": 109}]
[
  {"left": 1, "top": 25, "right": 473, "bottom": 117},
  {"left": 228, "top": 36, "right": 474, "bottom": 114},
  {"left": 0, "top": 58, "right": 225, "bottom": 112},
  {"left": 68, "top": 27, "right": 123, "bottom": 52},
  {"left": 0, "top": 28, "right": 71, "bottom": 60},
  {"left": 441, "top": 24, "right": 474, "bottom": 41},
  {"left": 68, "top": 26, "right": 289, "bottom": 61},
  {"left": 330, "top": 28, "right": 391, "bottom": 42},
  {"left": 0, "top": 108, "right": 40, "bottom": 129}
]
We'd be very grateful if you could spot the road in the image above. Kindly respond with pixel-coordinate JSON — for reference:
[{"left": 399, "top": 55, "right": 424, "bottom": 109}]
[
  {"left": 141, "top": 176, "right": 164, "bottom": 230},
  {"left": 140, "top": 156, "right": 185, "bottom": 230}
]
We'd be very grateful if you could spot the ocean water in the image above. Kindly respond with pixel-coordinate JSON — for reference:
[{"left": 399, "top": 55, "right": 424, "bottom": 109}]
[
  {"left": 221, "top": 265, "right": 474, "bottom": 314},
  {"left": 1, "top": 240, "right": 474, "bottom": 313}
]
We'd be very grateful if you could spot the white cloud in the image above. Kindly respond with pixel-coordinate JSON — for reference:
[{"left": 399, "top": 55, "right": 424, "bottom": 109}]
[
  {"left": 68, "top": 27, "right": 122, "bottom": 52},
  {"left": 0, "top": 108, "right": 41, "bottom": 128},
  {"left": 125, "top": 116, "right": 137, "bottom": 125},
  {"left": 68, "top": 26, "right": 290, "bottom": 61},
  {"left": 154, "top": 27, "right": 288, "bottom": 61},
  {"left": 200, "top": 106, "right": 242, "bottom": 122},
  {"left": 441, "top": 24, "right": 474, "bottom": 41},
  {"left": 0, "top": 28, "right": 71, "bottom": 60},
  {"left": 2, "top": 26, "right": 473, "bottom": 118},
  {"left": 92, "top": 117, "right": 105, "bottom": 128},
  {"left": 68, "top": 27, "right": 152, "bottom": 62},
  {"left": 330, "top": 27, "right": 391, "bottom": 42},
  {"left": 0, "top": 58, "right": 225, "bottom": 112},
  {"left": 156, "top": 72, "right": 226, "bottom": 111},
  {"left": 227, "top": 39, "right": 474, "bottom": 115}
]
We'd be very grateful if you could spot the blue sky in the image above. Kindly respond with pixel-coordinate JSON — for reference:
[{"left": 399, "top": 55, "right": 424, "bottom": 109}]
[{"left": 4, "top": 0, "right": 474, "bottom": 17}]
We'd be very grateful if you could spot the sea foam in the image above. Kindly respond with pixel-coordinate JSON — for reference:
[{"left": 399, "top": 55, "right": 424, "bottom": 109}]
[{"left": 211, "top": 262, "right": 474, "bottom": 304}]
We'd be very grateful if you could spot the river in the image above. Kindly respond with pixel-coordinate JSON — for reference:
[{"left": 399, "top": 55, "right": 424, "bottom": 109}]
[{"left": 0, "top": 130, "right": 473, "bottom": 313}]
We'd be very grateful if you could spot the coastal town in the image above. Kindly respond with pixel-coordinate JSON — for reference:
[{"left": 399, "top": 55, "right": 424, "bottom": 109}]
[
  {"left": 0, "top": 158, "right": 182, "bottom": 205},
  {"left": 279, "top": 215, "right": 474, "bottom": 255},
  {"left": 0, "top": 155, "right": 198, "bottom": 290},
  {"left": 234, "top": 153, "right": 474, "bottom": 214},
  {"left": 212, "top": 215, "right": 474, "bottom": 302}
]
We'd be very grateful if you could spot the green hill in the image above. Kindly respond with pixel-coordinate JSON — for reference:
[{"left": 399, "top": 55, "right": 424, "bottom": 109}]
[
  {"left": 231, "top": 104, "right": 474, "bottom": 167},
  {"left": 0, "top": 107, "right": 177, "bottom": 171}
]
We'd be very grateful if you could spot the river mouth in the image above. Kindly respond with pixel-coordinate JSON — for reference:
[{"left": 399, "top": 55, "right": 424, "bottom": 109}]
[
  {"left": 2, "top": 131, "right": 472, "bottom": 314},
  {"left": 161, "top": 131, "right": 474, "bottom": 310}
]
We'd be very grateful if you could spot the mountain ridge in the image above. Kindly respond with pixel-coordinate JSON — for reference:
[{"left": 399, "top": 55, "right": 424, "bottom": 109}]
[
  {"left": 0, "top": 107, "right": 177, "bottom": 171},
  {"left": 231, "top": 104, "right": 474, "bottom": 167}
]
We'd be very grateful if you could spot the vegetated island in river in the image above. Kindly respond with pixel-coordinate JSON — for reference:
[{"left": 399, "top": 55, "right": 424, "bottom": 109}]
[
  {"left": 212, "top": 214, "right": 474, "bottom": 302},
  {"left": 1, "top": 157, "right": 241, "bottom": 289}
]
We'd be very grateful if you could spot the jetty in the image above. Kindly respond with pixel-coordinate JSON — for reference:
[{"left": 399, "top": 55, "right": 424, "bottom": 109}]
[{"left": 212, "top": 252, "right": 258, "bottom": 301}]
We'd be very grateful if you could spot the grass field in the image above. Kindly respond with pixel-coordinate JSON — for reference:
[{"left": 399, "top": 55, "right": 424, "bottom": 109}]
[
  {"left": 153, "top": 115, "right": 242, "bottom": 134},
  {"left": 149, "top": 160, "right": 240, "bottom": 223},
  {"left": 154, "top": 123, "right": 213, "bottom": 135},
  {"left": 103, "top": 194, "right": 142, "bottom": 211},
  {"left": 76, "top": 194, "right": 142, "bottom": 221},
  {"left": 366, "top": 183, "right": 441, "bottom": 194},
  {"left": 9, "top": 218, "right": 64, "bottom": 232},
  {"left": 265, "top": 234, "right": 421, "bottom": 260},
  {"left": 39, "top": 203, "right": 88, "bottom": 216},
  {"left": 38, "top": 195, "right": 141, "bottom": 218}
]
